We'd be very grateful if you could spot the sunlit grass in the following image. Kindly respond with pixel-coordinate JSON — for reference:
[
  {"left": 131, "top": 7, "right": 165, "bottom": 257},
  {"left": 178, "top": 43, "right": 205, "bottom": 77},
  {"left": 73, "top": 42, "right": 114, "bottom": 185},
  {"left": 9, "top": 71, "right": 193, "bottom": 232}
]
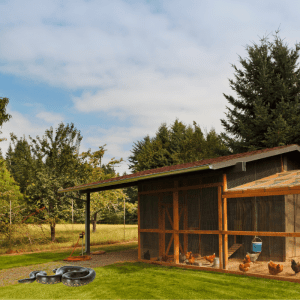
[
  {"left": 1, "top": 262, "right": 300, "bottom": 299},
  {"left": 0, "top": 224, "right": 138, "bottom": 254}
]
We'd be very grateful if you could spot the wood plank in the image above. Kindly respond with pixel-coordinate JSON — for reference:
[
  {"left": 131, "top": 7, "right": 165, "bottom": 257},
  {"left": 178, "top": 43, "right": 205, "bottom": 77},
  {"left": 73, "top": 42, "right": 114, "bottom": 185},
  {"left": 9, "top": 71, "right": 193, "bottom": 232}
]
[
  {"left": 227, "top": 243, "right": 242, "bottom": 257},
  {"left": 173, "top": 181, "right": 179, "bottom": 264},
  {"left": 223, "top": 188, "right": 300, "bottom": 198}
]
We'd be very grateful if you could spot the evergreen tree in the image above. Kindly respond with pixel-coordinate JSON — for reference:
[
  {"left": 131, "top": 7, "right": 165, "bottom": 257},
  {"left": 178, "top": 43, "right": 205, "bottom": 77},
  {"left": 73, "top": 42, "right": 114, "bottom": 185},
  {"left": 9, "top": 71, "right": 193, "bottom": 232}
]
[
  {"left": 128, "top": 119, "right": 229, "bottom": 172},
  {"left": 221, "top": 31, "right": 300, "bottom": 153}
]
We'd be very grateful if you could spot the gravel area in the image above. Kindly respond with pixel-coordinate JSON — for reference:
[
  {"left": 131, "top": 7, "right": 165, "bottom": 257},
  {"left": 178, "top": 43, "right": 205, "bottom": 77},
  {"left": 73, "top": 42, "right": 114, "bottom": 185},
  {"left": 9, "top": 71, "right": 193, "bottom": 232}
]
[{"left": 0, "top": 248, "right": 138, "bottom": 287}]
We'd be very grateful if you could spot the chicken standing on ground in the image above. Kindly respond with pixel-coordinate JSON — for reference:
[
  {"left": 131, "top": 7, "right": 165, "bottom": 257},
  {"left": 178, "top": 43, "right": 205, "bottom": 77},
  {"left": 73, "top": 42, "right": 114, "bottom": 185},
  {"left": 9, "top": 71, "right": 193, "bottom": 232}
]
[
  {"left": 242, "top": 254, "right": 251, "bottom": 268},
  {"left": 204, "top": 253, "right": 215, "bottom": 263},
  {"left": 291, "top": 259, "right": 300, "bottom": 275},
  {"left": 239, "top": 263, "right": 250, "bottom": 272},
  {"left": 268, "top": 261, "right": 283, "bottom": 275}
]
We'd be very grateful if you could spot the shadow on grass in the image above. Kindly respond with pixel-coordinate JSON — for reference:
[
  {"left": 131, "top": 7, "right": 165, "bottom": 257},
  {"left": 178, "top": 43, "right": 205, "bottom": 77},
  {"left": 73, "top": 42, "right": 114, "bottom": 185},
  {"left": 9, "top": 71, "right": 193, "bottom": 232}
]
[{"left": 1, "top": 262, "right": 300, "bottom": 299}]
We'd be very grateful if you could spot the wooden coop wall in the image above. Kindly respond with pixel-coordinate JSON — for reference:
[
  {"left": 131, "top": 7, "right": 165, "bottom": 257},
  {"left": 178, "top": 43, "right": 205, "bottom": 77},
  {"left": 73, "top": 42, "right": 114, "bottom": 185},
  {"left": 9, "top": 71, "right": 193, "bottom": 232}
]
[
  {"left": 285, "top": 152, "right": 300, "bottom": 259},
  {"left": 139, "top": 171, "right": 223, "bottom": 261},
  {"left": 226, "top": 155, "right": 286, "bottom": 261}
]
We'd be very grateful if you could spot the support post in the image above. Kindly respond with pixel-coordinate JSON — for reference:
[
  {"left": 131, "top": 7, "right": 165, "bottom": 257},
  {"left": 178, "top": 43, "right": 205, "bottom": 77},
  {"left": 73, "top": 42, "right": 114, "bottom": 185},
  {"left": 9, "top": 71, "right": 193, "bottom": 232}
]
[
  {"left": 85, "top": 192, "right": 90, "bottom": 255},
  {"left": 138, "top": 192, "right": 141, "bottom": 260},
  {"left": 223, "top": 174, "right": 228, "bottom": 269},
  {"left": 218, "top": 185, "right": 223, "bottom": 270},
  {"left": 173, "top": 181, "right": 179, "bottom": 264}
]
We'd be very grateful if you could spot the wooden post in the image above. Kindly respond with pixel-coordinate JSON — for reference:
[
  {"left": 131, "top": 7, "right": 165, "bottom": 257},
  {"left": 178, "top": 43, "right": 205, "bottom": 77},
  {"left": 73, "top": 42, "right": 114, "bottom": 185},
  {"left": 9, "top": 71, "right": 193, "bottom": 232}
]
[
  {"left": 138, "top": 192, "right": 141, "bottom": 261},
  {"left": 223, "top": 174, "right": 228, "bottom": 269},
  {"left": 85, "top": 192, "right": 90, "bottom": 255},
  {"left": 223, "top": 196, "right": 228, "bottom": 269},
  {"left": 173, "top": 181, "right": 179, "bottom": 264},
  {"left": 218, "top": 185, "right": 223, "bottom": 269},
  {"left": 184, "top": 191, "right": 188, "bottom": 254}
]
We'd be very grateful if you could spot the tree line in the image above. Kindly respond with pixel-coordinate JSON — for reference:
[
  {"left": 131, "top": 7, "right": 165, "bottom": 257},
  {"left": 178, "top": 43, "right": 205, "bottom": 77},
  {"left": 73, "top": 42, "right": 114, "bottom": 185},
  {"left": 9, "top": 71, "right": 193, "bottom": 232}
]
[{"left": 1, "top": 31, "right": 300, "bottom": 243}]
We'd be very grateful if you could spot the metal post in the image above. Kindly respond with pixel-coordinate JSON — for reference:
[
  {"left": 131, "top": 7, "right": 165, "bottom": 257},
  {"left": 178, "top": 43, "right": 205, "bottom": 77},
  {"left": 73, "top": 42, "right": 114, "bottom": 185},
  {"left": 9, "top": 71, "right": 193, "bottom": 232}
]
[
  {"left": 10, "top": 200, "right": 11, "bottom": 224},
  {"left": 85, "top": 192, "right": 90, "bottom": 255},
  {"left": 72, "top": 200, "right": 74, "bottom": 224},
  {"left": 124, "top": 197, "right": 126, "bottom": 241}
]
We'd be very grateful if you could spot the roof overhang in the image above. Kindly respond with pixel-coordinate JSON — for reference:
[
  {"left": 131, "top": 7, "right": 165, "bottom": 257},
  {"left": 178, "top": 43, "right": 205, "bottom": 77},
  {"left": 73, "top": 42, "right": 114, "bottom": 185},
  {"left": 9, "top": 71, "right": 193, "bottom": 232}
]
[
  {"left": 211, "top": 144, "right": 300, "bottom": 170},
  {"left": 58, "top": 164, "right": 211, "bottom": 194}
]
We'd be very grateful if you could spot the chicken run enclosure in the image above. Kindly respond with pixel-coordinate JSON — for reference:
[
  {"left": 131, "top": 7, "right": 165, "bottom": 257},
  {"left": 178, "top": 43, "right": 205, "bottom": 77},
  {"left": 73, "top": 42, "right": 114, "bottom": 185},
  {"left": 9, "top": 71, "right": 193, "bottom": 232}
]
[{"left": 58, "top": 144, "right": 300, "bottom": 282}]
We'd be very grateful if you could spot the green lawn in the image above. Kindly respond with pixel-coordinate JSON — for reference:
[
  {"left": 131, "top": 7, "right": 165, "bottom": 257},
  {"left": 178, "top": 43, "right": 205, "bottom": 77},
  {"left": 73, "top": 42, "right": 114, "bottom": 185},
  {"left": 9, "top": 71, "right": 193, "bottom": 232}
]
[{"left": 1, "top": 262, "right": 300, "bottom": 299}]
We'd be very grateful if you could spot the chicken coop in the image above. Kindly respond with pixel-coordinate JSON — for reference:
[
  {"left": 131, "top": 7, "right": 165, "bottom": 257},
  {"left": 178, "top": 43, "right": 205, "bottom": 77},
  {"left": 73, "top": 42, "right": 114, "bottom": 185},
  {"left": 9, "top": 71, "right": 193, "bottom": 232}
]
[{"left": 58, "top": 144, "right": 300, "bottom": 279}]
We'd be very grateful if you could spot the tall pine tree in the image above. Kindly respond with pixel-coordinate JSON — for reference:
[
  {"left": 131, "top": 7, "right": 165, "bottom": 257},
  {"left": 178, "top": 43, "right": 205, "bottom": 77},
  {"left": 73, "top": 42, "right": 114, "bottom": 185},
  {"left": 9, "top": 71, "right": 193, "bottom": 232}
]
[{"left": 221, "top": 31, "right": 300, "bottom": 153}]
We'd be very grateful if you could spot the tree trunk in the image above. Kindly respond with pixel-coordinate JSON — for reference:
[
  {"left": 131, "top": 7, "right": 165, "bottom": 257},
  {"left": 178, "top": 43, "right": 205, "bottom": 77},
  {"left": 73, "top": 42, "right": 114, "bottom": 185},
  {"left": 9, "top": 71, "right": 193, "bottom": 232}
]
[
  {"left": 92, "top": 212, "right": 98, "bottom": 233},
  {"left": 50, "top": 224, "right": 56, "bottom": 242}
]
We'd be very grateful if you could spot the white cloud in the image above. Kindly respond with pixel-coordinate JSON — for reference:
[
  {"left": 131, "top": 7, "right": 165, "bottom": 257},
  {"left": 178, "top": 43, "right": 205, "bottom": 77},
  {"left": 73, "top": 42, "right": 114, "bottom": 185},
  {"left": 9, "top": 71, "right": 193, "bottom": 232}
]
[{"left": 36, "top": 111, "right": 64, "bottom": 124}]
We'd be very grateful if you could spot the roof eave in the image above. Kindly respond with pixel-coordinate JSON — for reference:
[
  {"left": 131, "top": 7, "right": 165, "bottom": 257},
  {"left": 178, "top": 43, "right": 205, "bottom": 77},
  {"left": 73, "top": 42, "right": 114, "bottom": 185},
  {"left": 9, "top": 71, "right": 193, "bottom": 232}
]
[
  {"left": 211, "top": 145, "right": 300, "bottom": 170},
  {"left": 58, "top": 164, "right": 211, "bottom": 194}
]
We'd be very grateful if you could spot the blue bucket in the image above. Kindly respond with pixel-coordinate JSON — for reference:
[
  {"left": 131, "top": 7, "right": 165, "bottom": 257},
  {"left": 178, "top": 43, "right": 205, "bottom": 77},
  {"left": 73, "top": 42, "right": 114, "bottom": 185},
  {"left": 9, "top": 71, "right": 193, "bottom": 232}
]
[{"left": 252, "top": 237, "right": 262, "bottom": 253}]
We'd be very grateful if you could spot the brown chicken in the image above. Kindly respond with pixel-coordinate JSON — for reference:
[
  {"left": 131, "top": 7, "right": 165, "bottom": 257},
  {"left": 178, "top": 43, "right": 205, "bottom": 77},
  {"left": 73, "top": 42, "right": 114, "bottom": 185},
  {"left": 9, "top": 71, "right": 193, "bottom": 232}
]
[
  {"left": 239, "top": 263, "right": 250, "bottom": 272},
  {"left": 185, "top": 252, "right": 192, "bottom": 260},
  {"left": 204, "top": 253, "right": 216, "bottom": 263},
  {"left": 291, "top": 259, "right": 300, "bottom": 275},
  {"left": 268, "top": 261, "right": 283, "bottom": 275},
  {"left": 188, "top": 255, "right": 195, "bottom": 264},
  {"left": 243, "top": 254, "right": 251, "bottom": 264}
]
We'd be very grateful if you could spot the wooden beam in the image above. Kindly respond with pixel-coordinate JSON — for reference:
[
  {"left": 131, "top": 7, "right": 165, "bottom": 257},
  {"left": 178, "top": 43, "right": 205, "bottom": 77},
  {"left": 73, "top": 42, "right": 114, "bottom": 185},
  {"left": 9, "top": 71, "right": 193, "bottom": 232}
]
[
  {"left": 139, "top": 182, "right": 223, "bottom": 195},
  {"left": 173, "top": 181, "right": 179, "bottom": 264},
  {"left": 223, "top": 174, "right": 227, "bottom": 191},
  {"left": 166, "top": 234, "right": 174, "bottom": 256},
  {"left": 223, "top": 187, "right": 300, "bottom": 198},
  {"left": 218, "top": 185, "right": 223, "bottom": 270},
  {"left": 223, "top": 196, "right": 228, "bottom": 270},
  {"left": 138, "top": 193, "right": 141, "bottom": 260},
  {"left": 166, "top": 207, "right": 174, "bottom": 229}
]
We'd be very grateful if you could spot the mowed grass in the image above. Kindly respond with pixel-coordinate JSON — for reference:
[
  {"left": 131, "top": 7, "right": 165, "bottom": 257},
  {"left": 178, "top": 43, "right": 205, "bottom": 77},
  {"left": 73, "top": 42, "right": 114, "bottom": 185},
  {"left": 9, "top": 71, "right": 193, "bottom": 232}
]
[
  {"left": 1, "top": 262, "right": 300, "bottom": 299},
  {"left": 0, "top": 224, "right": 138, "bottom": 255}
]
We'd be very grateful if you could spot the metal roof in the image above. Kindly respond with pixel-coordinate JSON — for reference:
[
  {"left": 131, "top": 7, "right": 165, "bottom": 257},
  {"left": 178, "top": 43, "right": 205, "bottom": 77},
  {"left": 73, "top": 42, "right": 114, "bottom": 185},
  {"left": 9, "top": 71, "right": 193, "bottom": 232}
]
[
  {"left": 58, "top": 144, "right": 300, "bottom": 194},
  {"left": 223, "top": 170, "right": 300, "bottom": 198}
]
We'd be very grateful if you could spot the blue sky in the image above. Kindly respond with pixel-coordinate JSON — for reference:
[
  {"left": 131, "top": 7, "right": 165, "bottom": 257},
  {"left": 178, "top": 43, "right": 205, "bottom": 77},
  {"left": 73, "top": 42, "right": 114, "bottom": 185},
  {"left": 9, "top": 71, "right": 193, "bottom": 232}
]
[{"left": 1, "top": 0, "right": 300, "bottom": 176}]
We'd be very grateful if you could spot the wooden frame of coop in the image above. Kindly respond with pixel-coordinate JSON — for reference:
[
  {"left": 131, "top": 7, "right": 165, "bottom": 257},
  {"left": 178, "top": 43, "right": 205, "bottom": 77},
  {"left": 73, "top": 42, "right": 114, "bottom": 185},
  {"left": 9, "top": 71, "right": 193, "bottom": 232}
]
[
  {"left": 58, "top": 144, "right": 300, "bottom": 283},
  {"left": 138, "top": 170, "right": 300, "bottom": 281}
]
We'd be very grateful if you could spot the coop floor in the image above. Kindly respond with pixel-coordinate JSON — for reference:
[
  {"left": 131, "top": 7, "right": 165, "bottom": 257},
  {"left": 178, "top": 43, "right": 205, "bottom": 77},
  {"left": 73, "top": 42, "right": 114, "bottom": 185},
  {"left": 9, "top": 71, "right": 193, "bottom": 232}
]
[{"left": 175, "top": 256, "right": 300, "bottom": 280}]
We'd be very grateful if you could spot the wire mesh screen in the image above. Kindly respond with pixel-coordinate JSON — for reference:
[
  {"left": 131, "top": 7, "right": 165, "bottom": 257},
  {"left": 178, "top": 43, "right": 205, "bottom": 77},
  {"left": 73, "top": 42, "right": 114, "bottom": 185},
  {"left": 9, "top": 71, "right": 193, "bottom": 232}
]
[
  {"left": 140, "top": 194, "right": 159, "bottom": 229},
  {"left": 186, "top": 189, "right": 201, "bottom": 229},
  {"left": 200, "top": 187, "right": 219, "bottom": 231},
  {"left": 227, "top": 195, "right": 285, "bottom": 260},
  {"left": 140, "top": 232, "right": 159, "bottom": 259}
]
